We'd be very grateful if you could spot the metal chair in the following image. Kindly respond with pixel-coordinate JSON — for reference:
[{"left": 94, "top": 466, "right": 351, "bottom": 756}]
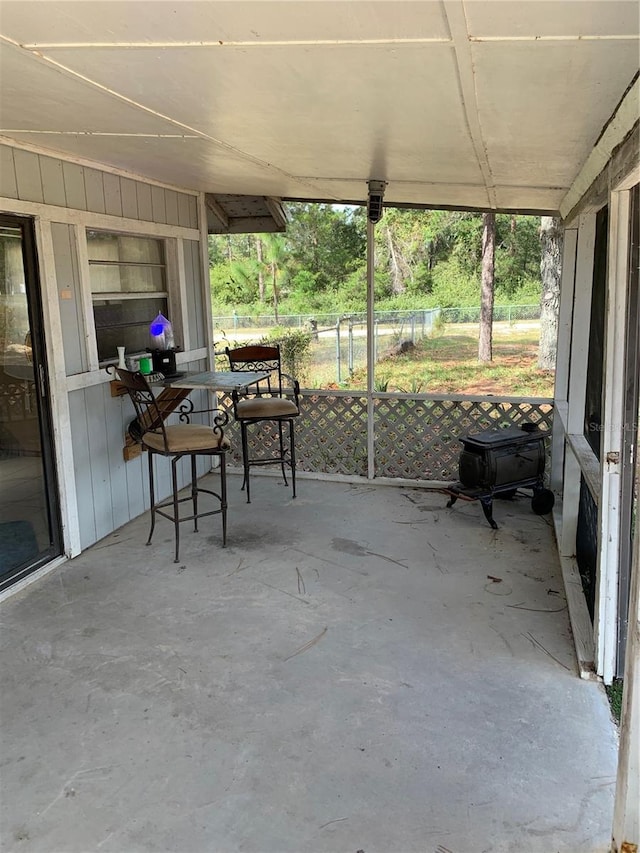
[
  {"left": 113, "top": 367, "right": 229, "bottom": 562},
  {"left": 225, "top": 345, "right": 300, "bottom": 503}
]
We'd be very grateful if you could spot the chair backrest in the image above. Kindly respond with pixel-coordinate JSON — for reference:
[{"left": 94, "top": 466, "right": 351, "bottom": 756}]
[
  {"left": 114, "top": 367, "right": 170, "bottom": 446},
  {"left": 225, "top": 345, "right": 283, "bottom": 396}
]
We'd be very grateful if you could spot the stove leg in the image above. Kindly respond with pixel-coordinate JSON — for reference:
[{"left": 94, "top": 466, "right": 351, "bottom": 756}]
[
  {"left": 480, "top": 497, "right": 498, "bottom": 529},
  {"left": 446, "top": 494, "right": 458, "bottom": 508}
]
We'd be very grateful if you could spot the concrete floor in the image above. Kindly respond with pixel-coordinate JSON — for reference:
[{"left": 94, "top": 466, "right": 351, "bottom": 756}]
[{"left": 1, "top": 474, "right": 619, "bottom": 853}]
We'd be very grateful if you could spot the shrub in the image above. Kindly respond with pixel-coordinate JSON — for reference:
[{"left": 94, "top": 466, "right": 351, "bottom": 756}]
[{"left": 262, "top": 327, "right": 313, "bottom": 383}]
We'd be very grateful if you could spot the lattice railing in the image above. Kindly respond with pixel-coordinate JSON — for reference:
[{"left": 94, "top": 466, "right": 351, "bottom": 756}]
[{"left": 218, "top": 390, "right": 553, "bottom": 482}]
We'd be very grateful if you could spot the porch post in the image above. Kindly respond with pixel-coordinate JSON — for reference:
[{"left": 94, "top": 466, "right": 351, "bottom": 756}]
[
  {"left": 612, "top": 525, "right": 640, "bottom": 850},
  {"left": 197, "top": 192, "right": 215, "bottom": 371},
  {"left": 550, "top": 225, "right": 577, "bottom": 495},
  {"left": 595, "top": 188, "right": 631, "bottom": 684},
  {"left": 366, "top": 217, "right": 375, "bottom": 480}
]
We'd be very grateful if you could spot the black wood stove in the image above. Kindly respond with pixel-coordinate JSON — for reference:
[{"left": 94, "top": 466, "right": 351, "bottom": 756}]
[{"left": 445, "top": 423, "right": 555, "bottom": 529}]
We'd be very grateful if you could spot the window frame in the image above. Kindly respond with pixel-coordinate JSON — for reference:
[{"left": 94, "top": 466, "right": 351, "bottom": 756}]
[{"left": 83, "top": 227, "right": 180, "bottom": 368}]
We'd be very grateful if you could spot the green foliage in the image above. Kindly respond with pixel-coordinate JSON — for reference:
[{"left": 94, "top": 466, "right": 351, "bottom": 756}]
[
  {"left": 262, "top": 326, "right": 313, "bottom": 382},
  {"left": 429, "top": 257, "right": 481, "bottom": 307},
  {"left": 606, "top": 679, "right": 624, "bottom": 724},
  {"left": 209, "top": 203, "right": 544, "bottom": 317}
]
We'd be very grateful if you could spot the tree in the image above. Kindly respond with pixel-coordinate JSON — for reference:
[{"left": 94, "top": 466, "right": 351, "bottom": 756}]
[
  {"left": 256, "top": 237, "right": 265, "bottom": 303},
  {"left": 261, "top": 234, "right": 287, "bottom": 322},
  {"left": 478, "top": 212, "right": 496, "bottom": 362},
  {"left": 538, "top": 216, "right": 563, "bottom": 370}
]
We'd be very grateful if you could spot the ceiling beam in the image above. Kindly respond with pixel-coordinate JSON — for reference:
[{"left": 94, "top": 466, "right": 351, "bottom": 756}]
[
  {"left": 442, "top": 0, "right": 496, "bottom": 209},
  {"left": 205, "top": 196, "right": 229, "bottom": 230},
  {"left": 560, "top": 75, "right": 640, "bottom": 220}
]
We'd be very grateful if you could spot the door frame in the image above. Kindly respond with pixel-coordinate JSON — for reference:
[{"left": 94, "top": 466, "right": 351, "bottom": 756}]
[{"left": 0, "top": 213, "right": 63, "bottom": 590}]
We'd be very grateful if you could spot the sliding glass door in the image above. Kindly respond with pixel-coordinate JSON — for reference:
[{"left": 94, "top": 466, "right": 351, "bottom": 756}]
[{"left": 0, "top": 214, "right": 61, "bottom": 589}]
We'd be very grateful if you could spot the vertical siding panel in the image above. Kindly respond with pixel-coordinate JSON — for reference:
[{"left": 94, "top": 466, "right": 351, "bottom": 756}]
[
  {"left": 120, "top": 177, "right": 139, "bottom": 219},
  {"left": 69, "top": 388, "right": 97, "bottom": 549},
  {"left": 104, "top": 387, "right": 130, "bottom": 531},
  {"left": 103, "top": 173, "right": 123, "bottom": 217},
  {"left": 0, "top": 146, "right": 18, "bottom": 198},
  {"left": 62, "top": 162, "right": 87, "bottom": 210},
  {"left": 136, "top": 183, "right": 153, "bottom": 220},
  {"left": 165, "top": 190, "right": 179, "bottom": 225},
  {"left": 177, "top": 193, "right": 192, "bottom": 228},
  {"left": 51, "top": 223, "right": 86, "bottom": 374},
  {"left": 85, "top": 168, "right": 106, "bottom": 214},
  {"left": 40, "top": 156, "right": 67, "bottom": 206},
  {"left": 187, "top": 195, "right": 198, "bottom": 229},
  {"left": 84, "top": 383, "right": 114, "bottom": 541},
  {"left": 125, "top": 448, "right": 147, "bottom": 521},
  {"left": 151, "top": 186, "right": 167, "bottom": 223},
  {"left": 184, "top": 240, "right": 205, "bottom": 349},
  {"left": 14, "top": 149, "right": 44, "bottom": 202}
]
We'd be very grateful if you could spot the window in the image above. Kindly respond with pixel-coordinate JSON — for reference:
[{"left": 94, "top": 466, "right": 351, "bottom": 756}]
[{"left": 87, "top": 231, "right": 168, "bottom": 363}]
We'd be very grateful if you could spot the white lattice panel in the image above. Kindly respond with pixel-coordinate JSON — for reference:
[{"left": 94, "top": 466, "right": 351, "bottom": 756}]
[{"left": 219, "top": 390, "right": 553, "bottom": 481}]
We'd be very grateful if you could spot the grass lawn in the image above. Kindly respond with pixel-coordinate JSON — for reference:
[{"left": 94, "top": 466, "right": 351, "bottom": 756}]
[{"left": 336, "top": 322, "right": 556, "bottom": 397}]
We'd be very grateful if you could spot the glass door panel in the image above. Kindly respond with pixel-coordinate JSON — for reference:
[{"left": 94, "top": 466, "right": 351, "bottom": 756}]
[{"left": 0, "top": 217, "right": 61, "bottom": 588}]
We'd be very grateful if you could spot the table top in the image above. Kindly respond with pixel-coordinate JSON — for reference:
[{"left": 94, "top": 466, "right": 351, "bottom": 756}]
[{"left": 164, "top": 370, "right": 270, "bottom": 392}]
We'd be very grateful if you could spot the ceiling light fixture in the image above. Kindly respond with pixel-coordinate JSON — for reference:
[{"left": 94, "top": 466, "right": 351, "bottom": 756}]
[{"left": 367, "top": 180, "right": 387, "bottom": 224}]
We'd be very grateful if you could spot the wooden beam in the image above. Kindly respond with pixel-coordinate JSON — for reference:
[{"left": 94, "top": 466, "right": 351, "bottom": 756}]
[
  {"left": 560, "top": 78, "right": 640, "bottom": 220},
  {"left": 264, "top": 196, "right": 288, "bottom": 229},
  {"left": 205, "top": 195, "right": 229, "bottom": 230}
]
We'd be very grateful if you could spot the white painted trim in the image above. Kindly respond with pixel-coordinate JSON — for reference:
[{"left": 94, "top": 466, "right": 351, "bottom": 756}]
[
  {"left": 64, "top": 348, "right": 209, "bottom": 391},
  {"left": 554, "top": 400, "right": 569, "bottom": 432},
  {"left": 34, "top": 219, "right": 82, "bottom": 557},
  {"left": 612, "top": 513, "right": 640, "bottom": 848},
  {"left": 551, "top": 227, "right": 577, "bottom": 493},
  {"left": 74, "top": 224, "right": 100, "bottom": 372},
  {"left": 560, "top": 214, "right": 596, "bottom": 559},
  {"left": 366, "top": 217, "right": 375, "bottom": 480},
  {"left": 0, "top": 196, "right": 199, "bottom": 239},
  {"left": 595, "top": 188, "right": 632, "bottom": 683},
  {"left": 165, "top": 237, "right": 189, "bottom": 352},
  {"left": 179, "top": 347, "right": 208, "bottom": 366},
  {"left": 197, "top": 193, "right": 215, "bottom": 371},
  {"left": 226, "top": 464, "right": 453, "bottom": 491},
  {"left": 566, "top": 433, "right": 601, "bottom": 506},
  {"left": 0, "top": 135, "right": 199, "bottom": 197},
  {"left": 567, "top": 214, "right": 596, "bottom": 434},
  {"left": 552, "top": 504, "right": 597, "bottom": 678},
  {"left": 443, "top": 0, "right": 495, "bottom": 208},
  {"left": 560, "top": 78, "right": 640, "bottom": 219},
  {"left": 0, "top": 556, "right": 68, "bottom": 603},
  {"left": 553, "top": 228, "right": 578, "bottom": 405}
]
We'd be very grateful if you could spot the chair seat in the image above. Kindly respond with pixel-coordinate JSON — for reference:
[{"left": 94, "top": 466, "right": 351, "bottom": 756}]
[
  {"left": 143, "top": 423, "right": 230, "bottom": 453},
  {"left": 235, "top": 397, "right": 299, "bottom": 419}
]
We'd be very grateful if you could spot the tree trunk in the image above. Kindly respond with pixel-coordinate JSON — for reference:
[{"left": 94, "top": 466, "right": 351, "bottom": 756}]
[
  {"left": 478, "top": 212, "right": 496, "bottom": 362},
  {"left": 385, "top": 225, "right": 406, "bottom": 295},
  {"left": 272, "top": 262, "right": 279, "bottom": 323},
  {"left": 256, "top": 237, "right": 265, "bottom": 303},
  {"left": 538, "top": 216, "right": 563, "bottom": 370}
]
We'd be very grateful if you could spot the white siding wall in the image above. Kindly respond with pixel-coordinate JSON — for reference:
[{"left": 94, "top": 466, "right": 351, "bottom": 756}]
[{"left": 0, "top": 142, "right": 211, "bottom": 554}]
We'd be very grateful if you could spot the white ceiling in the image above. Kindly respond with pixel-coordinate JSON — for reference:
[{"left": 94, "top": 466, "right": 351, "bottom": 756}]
[{"left": 0, "top": 1, "right": 638, "bottom": 214}]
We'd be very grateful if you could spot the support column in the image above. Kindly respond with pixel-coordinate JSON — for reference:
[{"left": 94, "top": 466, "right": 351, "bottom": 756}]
[
  {"left": 595, "top": 189, "right": 631, "bottom": 684},
  {"left": 366, "top": 217, "right": 375, "bottom": 480},
  {"left": 550, "top": 226, "right": 577, "bottom": 494},
  {"left": 612, "top": 524, "right": 640, "bottom": 850}
]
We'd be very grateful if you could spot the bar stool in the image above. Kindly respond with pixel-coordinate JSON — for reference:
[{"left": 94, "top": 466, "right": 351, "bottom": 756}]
[
  {"left": 225, "top": 345, "right": 300, "bottom": 503},
  {"left": 114, "top": 367, "right": 230, "bottom": 562}
]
